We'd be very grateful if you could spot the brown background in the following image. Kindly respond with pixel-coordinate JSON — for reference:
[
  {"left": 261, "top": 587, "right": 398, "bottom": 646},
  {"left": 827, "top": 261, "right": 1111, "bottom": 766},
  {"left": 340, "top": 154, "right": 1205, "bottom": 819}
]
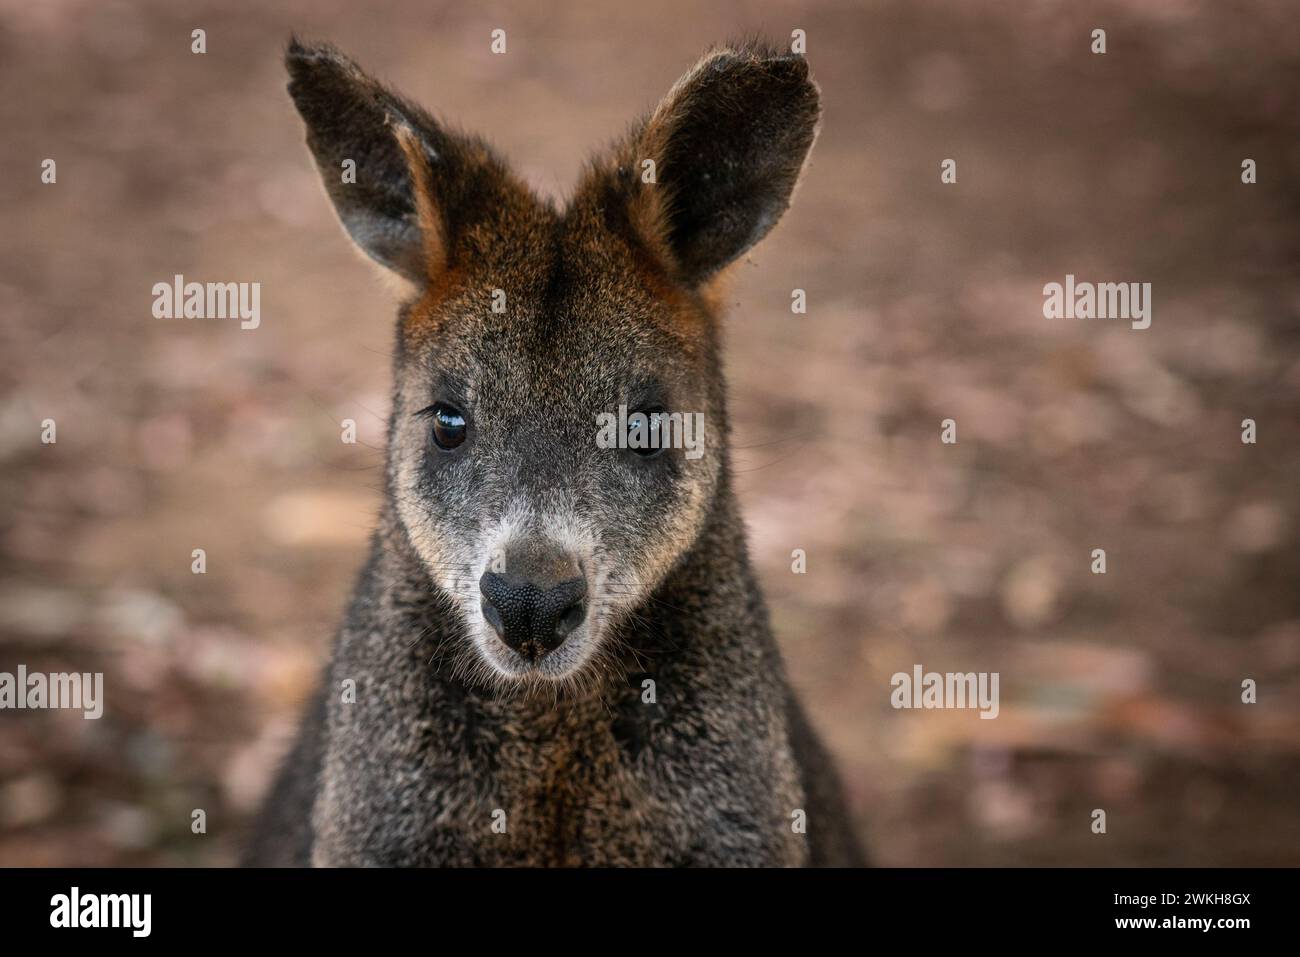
[{"left": 1, "top": 0, "right": 1298, "bottom": 865}]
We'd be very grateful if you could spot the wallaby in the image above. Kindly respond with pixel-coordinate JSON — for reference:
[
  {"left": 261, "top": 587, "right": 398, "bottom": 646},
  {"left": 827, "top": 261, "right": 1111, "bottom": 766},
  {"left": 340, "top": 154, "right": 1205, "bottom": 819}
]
[{"left": 245, "top": 38, "right": 864, "bottom": 867}]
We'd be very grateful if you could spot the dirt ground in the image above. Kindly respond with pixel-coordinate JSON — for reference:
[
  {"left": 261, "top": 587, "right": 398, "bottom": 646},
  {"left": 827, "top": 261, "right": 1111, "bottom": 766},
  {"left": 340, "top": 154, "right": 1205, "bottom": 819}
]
[{"left": 1, "top": 0, "right": 1298, "bottom": 866}]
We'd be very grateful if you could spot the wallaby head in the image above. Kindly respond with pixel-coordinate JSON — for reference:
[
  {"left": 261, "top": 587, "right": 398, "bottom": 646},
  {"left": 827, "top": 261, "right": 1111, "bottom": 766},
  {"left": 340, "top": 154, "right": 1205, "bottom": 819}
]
[{"left": 285, "top": 39, "right": 820, "bottom": 689}]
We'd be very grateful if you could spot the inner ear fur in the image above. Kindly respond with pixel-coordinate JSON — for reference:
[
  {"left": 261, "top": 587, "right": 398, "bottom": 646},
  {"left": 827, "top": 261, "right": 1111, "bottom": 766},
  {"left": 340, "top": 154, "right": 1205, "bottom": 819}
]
[
  {"left": 285, "top": 38, "right": 524, "bottom": 286},
  {"left": 592, "top": 42, "right": 822, "bottom": 288}
]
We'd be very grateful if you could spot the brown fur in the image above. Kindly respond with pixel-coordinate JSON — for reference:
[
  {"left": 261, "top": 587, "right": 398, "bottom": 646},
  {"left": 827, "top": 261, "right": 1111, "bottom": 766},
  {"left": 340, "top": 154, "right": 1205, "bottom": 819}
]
[{"left": 246, "top": 38, "right": 863, "bottom": 868}]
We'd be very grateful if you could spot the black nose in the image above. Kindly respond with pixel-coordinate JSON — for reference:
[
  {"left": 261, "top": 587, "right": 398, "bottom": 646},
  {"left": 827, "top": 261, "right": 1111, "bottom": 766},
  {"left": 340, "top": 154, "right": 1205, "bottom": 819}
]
[{"left": 479, "top": 570, "right": 587, "bottom": 659}]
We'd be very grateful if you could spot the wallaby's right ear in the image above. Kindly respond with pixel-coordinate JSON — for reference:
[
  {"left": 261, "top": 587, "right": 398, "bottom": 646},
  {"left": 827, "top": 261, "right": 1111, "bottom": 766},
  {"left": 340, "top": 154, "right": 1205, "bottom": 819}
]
[
  {"left": 593, "top": 43, "right": 822, "bottom": 288},
  {"left": 284, "top": 39, "right": 505, "bottom": 285}
]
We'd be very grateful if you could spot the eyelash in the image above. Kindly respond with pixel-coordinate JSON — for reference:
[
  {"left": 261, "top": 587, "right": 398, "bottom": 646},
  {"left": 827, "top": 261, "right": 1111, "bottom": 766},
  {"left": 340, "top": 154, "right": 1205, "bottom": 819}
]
[{"left": 416, "top": 402, "right": 468, "bottom": 420}]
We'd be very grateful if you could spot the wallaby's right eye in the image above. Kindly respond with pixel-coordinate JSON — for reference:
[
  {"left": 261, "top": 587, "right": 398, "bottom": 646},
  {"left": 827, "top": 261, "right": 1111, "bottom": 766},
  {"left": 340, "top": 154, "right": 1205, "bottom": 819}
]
[
  {"left": 426, "top": 403, "right": 467, "bottom": 451},
  {"left": 629, "top": 408, "right": 666, "bottom": 459}
]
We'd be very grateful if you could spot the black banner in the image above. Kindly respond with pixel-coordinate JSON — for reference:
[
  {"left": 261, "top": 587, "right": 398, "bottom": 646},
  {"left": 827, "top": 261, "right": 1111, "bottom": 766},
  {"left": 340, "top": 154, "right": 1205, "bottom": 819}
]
[{"left": 0, "top": 867, "right": 1281, "bottom": 944}]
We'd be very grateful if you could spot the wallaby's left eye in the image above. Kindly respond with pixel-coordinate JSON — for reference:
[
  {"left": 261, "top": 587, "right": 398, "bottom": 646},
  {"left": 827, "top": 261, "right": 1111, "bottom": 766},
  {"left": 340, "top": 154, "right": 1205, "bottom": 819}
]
[{"left": 429, "top": 403, "right": 467, "bottom": 450}]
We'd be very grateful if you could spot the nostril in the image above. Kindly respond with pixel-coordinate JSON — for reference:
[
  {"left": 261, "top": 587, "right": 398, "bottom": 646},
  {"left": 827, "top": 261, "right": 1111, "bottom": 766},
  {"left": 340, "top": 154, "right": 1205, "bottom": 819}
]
[
  {"left": 478, "top": 572, "right": 508, "bottom": 640},
  {"left": 548, "top": 576, "right": 588, "bottom": 645},
  {"left": 555, "top": 597, "right": 586, "bottom": 638},
  {"left": 480, "top": 596, "right": 505, "bottom": 639}
]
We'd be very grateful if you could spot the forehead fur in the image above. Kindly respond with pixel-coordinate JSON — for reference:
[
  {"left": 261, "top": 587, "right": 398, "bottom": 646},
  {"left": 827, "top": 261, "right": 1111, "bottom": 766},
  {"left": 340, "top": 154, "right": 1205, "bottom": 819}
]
[{"left": 401, "top": 170, "right": 714, "bottom": 367}]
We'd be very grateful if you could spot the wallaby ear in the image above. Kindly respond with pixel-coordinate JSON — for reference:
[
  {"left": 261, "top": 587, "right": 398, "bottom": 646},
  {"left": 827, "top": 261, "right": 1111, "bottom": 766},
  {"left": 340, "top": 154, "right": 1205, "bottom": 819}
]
[
  {"left": 284, "top": 39, "right": 507, "bottom": 285},
  {"left": 618, "top": 44, "right": 821, "bottom": 286}
]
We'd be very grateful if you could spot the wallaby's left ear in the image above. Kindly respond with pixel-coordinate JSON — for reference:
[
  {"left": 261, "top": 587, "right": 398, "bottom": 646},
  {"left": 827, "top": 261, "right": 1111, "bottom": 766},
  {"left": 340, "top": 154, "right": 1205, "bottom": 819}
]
[
  {"left": 284, "top": 38, "right": 516, "bottom": 286},
  {"left": 610, "top": 43, "right": 821, "bottom": 287}
]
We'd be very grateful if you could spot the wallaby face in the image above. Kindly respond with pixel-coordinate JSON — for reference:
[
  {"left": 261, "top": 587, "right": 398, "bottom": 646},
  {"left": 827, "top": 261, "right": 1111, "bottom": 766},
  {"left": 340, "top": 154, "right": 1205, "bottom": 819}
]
[{"left": 286, "top": 40, "right": 819, "bottom": 689}]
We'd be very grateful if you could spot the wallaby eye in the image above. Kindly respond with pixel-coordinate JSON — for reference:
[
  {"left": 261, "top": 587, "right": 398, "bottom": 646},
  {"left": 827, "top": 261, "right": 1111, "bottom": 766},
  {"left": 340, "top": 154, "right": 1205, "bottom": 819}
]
[
  {"left": 429, "top": 403, "right": 467, "bottom": 451},
  {"left": 630, "top": 409, "right": 665, "bottom": 459}
]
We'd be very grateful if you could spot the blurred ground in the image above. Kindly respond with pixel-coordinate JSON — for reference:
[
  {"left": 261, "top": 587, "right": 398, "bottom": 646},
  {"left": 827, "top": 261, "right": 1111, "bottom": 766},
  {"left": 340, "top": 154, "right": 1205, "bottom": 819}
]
[{"left": 1, "top": 0, "right": 1298, "bottom": 866}]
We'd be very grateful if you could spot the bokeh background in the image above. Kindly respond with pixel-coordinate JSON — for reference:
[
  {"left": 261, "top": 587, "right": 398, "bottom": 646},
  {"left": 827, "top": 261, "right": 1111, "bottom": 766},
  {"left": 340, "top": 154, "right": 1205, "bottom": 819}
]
[{"left": 2, "top": 0, "right": 1298, "bottom": 866}]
